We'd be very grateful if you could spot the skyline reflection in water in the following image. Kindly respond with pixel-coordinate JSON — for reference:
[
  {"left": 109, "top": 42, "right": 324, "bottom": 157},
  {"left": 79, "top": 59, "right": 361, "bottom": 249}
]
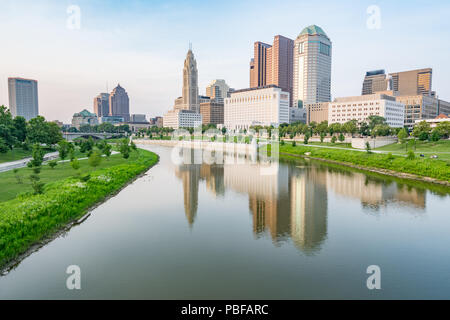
[{"left": 173, "top": 148, "right": 428, "bottom": 255}]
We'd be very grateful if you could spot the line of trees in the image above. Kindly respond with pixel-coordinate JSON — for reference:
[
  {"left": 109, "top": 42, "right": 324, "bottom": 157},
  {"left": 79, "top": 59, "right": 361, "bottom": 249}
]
[
  {"left": 0, "top": 106, "right": 62, "bottom": 153},
  {"left": 71, "top": 123, "right": 130, "bottom": 134}
]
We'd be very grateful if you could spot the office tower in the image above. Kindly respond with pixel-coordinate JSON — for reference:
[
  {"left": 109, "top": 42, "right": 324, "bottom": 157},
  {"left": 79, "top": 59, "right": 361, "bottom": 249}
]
[
  {"left": 93, "top": 93, "right": 110, "bottom": 117},
  {"left": 362, "top": 70, "right": 390, "bottom": 95},
  {"left": 389, "top": 68, "right": 433, "bottom": 96},
  {"left": 182, "top": 49, "right": 199, "bottom": 113},
  {"left": 205, "top": 79, "right": 230, "bottom": 103},
  {"left": 249, "top": 36, "right": 294, "bottom": 106},
  {"left": 293, "top": 25, "right": 332, "bottom": 108},
  {"left": 109, "top": 84, "right": 130, "bottom": 122},
  {"left": 130, "top": 114, "right": 147, "bottom": 123},
  {"left": 8, "top": 77, "right": 39, "bottom": 120}
]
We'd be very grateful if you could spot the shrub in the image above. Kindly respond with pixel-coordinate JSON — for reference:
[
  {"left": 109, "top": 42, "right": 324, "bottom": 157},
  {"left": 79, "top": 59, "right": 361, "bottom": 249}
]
[
  {"left": 365, "top": 141, "right": 371, "bottom": 153},
  {"left": 292, "top": 140, "right": 296, "bottom": 147},
  {"left": 48, "top": 160, "right": 58, "bottom": 169},
  {"left": 88, "top": 151, "right": 102, "bottom": 168},
  {"left": 407, "top": 150, "right": 415, "bottom": 160},
  {"left": 331, "top": 136, "right": 337, "bottom": 143},
  {"left": 71, "top": 158, "right": 81, "bottom": 171},
  {"left": 338, "top": 133, "right": 345, "bottom": 142}
]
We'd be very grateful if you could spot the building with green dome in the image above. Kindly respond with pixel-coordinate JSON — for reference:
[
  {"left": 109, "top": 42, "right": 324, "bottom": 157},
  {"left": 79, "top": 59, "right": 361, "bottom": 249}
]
[{"left": 293, "top": 25, "right": 332, "bottom": 109}]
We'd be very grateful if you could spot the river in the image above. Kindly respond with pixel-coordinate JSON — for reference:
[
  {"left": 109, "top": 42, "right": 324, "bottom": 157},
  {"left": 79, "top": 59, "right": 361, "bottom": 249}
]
[{"left": 0, "top": 145, "right": 449, "bottom": 299}]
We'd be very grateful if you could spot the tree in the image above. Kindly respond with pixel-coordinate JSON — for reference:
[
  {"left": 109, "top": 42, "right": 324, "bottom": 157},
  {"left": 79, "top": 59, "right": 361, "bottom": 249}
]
[
  {"left": 331, "top": 136, "right": 337, "bottom": 143},
  {"left": 372, "top": 124, "right": 391, "bottom": 137},
  {"left": 320, "top": 132, "right": 325, "bottom": 143},
  {"left": 412, "top": 121, "right": 431, "bottom": 141},
  {"left": 48, "top": 160, "right": 58, "bottom": 169},
  {"left": 27, "top": 116, "right": 62, "bottom": 145},
  {"left": 303, "top": 132, "right": 310, "bottom": 144},
  {"left": 338, "top": 133, "right": 345, "bottom": 142},
  {"left": 316, "top": 121, "right": 329, "bottom": 135},
  {"left": 397, "top": 128, "right": 408, "bottom": 144},
  {"left": 342, "top": 120, "right": 358, "bottom": 137},
  {"left": 329, "top": 123, "right": 342, "bottom": 136},
  {"left": 368, "top": 115, "right": 387, "bottom": 131},
  {"left": 13, "top": 116, "right": 27, "bottom": 143},
  {"left": 57, "top": 140, "right": 70, "bottom": 160},
  {"left": 430, "top": 129, "right": 441, "bottom": 141},
  {"left": 71, "top": 158, "right": 81, "bottom": 173},
  {"left": 365, "top": 141, "right": 371, "bottom": 153},
  {"left": 103, "top": 143, "right": 112, "bottom": 158},
  {"left": 359, "top": 121, "right": 370, "bottom": 136},
  {"left": 80, "top": 137, "right": 94, "bottom": 154},
  {"left": 88, "top": 150, "right": 102, "bottom": 168},
  {"left": 434, "top": 122, "right": 450, "bottom": 139},
  {"left": 27, "top": 144, "right": 45, "bottom": 194},
  {"left": 28, "top": 143, "right": 45, "bottom": 168},
  {"left": 0, "top": 105, "right": 16, "bottom": 150},
  {"left": 119, "top": 139, "right": 131, "bottom": 159},
  {"left": 0, "top": 137, "right": 8, "bottom": 153}
]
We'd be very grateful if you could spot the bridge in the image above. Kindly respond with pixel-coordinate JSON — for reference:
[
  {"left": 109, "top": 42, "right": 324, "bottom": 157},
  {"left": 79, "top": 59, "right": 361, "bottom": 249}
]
[{"left": 62, "top": 132, "right": 121, "bottom": 141}]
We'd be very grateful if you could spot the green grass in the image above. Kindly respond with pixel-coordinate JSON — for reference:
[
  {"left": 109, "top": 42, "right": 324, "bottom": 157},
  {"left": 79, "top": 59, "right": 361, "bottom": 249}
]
[
  {"left": 375, "top": 140, "right": 450, "bottom": 161},
  {"left": 303, "top": 141, "right": 354, "bottom": 148},
  {"left": 0, "top": 148, "right": 159, "bottom": 269},
  {"left": 0, "top": 150, "right": 137, "bottom": 202},
  {"left": 280, "top": 143, "right": 450, "bottom": 182},
  {"left": 0, "top": 147, "right": 54, "bottom": 164}
]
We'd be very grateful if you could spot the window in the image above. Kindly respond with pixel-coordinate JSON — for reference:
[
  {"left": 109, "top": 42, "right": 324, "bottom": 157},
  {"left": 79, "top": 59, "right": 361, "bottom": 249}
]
[
  {"left": 298, "top": 42, "right": 305, "bottom": 54},
  {"left": 319, "top": 42, "right": 330, "bottom": 56}
]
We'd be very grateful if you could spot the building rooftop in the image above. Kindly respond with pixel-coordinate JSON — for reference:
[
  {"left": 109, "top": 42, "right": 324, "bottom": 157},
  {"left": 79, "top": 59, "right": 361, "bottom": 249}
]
[
  {"left": 229, "top": 85, "right": 282, "bottom": 95},
  {"left": 73, "top": 109, "right": 96, "bottom": 117},
  {"left": 365, "top": 69, "right": 385, "bottom": 77},
  {"left": 298, "top": 25, "right": 328, "bottom": 39}
]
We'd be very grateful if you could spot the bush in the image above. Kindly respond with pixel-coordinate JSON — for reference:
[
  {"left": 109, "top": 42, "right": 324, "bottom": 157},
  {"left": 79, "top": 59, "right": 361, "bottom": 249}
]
[
  {"left": 71, "top": 158, "right": 80, "bottom": 171},
  {"left": 292, "top": 140, "right": 296, "bottom": 147},
  {"left": 48, "top": 160, "right": 58, "bottom": 169},
  {"left": 88, "top": 151, "right": 102, "bottom": 168},
  {"left": 331, "top": 136, "right": 337, "bottom": 143},
  {"left": 407, "top": 150, "right": 415, "bottom": 160}
]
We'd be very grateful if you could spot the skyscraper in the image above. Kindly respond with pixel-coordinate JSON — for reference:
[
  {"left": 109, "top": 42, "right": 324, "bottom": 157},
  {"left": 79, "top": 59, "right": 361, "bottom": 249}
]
[
  {"left": 362, "top": 70, "right": 390, "bottom": 95},
  {"left": 205, "top": 79, "right": 230, "bottom": 103},
  {"left": 109, "top": 84, "right": 130, "bottom": 122},
  {"left": 182, "top": 49, "right": 199, "bottom": 113},
  {"left": 293, "top": 25, "right": 332, "bottom": 108},
  {"left": 249, "top": 36, "right": 294, "bottom": 106},
  {"left": 389, "top": 68, "right": 433, "bottom": 96},
  {"left": 8, "top": 77, "right": 39, "bottom": 120},
  {"left": 93, "top": 92, "right": 110, "bottom": 117}
]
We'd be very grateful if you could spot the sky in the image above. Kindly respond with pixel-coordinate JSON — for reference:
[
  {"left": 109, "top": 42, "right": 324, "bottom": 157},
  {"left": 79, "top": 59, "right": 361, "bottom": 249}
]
[{"left": 0, "top": 0, "right": 449, "bottom": 123}]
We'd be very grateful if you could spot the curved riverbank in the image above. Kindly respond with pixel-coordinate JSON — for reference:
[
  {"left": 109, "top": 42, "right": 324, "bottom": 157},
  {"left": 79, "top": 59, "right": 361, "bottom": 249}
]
[
  {"left": 0, "top": 149, "right": 159, "bottom": 273},
  {"left": 280, "top": 147, "right": 450, "bottom": 187}
]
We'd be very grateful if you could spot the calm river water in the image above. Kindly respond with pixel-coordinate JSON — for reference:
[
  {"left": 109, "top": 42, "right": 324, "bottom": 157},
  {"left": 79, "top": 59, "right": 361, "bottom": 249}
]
[{"left": 0, "top": 145, "right": 449, "bottom": 299}]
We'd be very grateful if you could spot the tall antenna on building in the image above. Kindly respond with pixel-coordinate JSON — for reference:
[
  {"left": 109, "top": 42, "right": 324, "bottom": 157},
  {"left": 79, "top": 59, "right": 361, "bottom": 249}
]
[{"left": 189, "top": 42, "right": 192, "bottom": 51}]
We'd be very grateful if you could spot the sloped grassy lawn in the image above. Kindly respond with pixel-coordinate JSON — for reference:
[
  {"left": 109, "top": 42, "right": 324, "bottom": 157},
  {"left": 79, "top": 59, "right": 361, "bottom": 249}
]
[
  {"left": 280, "top": 144, "right": 450, "bottom": 182},
  {"left": 0, "top": 149, "right": 158, "bottom": 269}
]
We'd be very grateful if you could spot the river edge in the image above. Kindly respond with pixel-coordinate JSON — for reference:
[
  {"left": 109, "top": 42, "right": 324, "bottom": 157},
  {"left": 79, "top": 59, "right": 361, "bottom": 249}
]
[
  {"left": 0, "top": 151, "right": 160, "bottom": 276},
  {"left": 280, "top": 152, "right": 450, "bottom": 188}
]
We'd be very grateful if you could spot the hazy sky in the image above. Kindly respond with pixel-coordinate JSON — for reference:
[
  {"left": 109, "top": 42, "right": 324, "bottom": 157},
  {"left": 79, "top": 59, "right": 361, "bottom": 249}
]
[{"left": 0, "top": 0, "right": 449, "bottom": 123}]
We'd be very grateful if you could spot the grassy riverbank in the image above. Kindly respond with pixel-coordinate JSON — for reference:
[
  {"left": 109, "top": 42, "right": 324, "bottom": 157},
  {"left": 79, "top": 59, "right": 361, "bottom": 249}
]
[
  {"left": 0, "top": 147, "right": 55, "bottom": 164},
  {"left": 280, "top": 143, "right": 450, "bottom": 183},
  {"left": 0, "top": 148, "right": 159, "bottom": 270}
]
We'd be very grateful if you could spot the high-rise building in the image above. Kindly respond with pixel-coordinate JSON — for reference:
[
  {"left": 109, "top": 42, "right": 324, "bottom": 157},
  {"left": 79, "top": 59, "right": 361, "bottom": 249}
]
[
  {"left": 109, "top": 84, "right": 130, "bottom": 122},
  {"left": 362, "top": 70, "right": 390, "bottom": 95},
  {"left": 8, "top": 77, "right": 39, "bottom": 120},
  {"left": 93, "top": 93, "right": 110, "bottom": 117},
  {"left": 182, "top": 49, "right": 199, "bottom": 113},
  {"left": 389, "top": 68, "right": 433, "bottom": 96},
  {"left": 205, "top": 79, "right": 230, "bottom": 103},
  {"left": 293, "top": 25, "right": 332, "bottom": 108},
  {"left": 249, "top": 36, "right": 294, "bottom": 107}
]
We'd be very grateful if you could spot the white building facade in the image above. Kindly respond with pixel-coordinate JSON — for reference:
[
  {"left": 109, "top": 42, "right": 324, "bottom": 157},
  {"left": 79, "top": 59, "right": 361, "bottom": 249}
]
[
  {"left": 224, "top": 85, "right": 290, "bottom": 131},
  {"left": 328, "top": 94, "right": 405, "bottom": 127},
  {"left": 163, "top": 109, "right": 202, "bottom": 129}
]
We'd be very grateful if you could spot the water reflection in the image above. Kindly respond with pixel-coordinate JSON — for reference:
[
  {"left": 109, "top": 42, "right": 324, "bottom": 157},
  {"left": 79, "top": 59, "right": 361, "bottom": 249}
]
[{"left": 173, "top": 148, "right": 428, "bottom": 254}]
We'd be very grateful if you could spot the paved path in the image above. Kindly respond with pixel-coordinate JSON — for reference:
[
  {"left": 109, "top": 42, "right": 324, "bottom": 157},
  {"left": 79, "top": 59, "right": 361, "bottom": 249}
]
[
  {"left": 0, "top": 152, "right": 59, "bottom": 173},
  {"left": 0, "top": 151, "right": 119, "bottom": 173}
]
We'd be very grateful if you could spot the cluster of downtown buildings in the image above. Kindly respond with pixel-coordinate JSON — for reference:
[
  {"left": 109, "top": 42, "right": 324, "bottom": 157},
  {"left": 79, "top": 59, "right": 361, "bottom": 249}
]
[
  {"left": 163, "top": 25, "right": 450, "bottom": 131},
  {"left": 6, "top": 24, "right": 449, "bottom": 132},
  {"left": 6, "top": 78, "right": 161, "bottom": 132}
]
